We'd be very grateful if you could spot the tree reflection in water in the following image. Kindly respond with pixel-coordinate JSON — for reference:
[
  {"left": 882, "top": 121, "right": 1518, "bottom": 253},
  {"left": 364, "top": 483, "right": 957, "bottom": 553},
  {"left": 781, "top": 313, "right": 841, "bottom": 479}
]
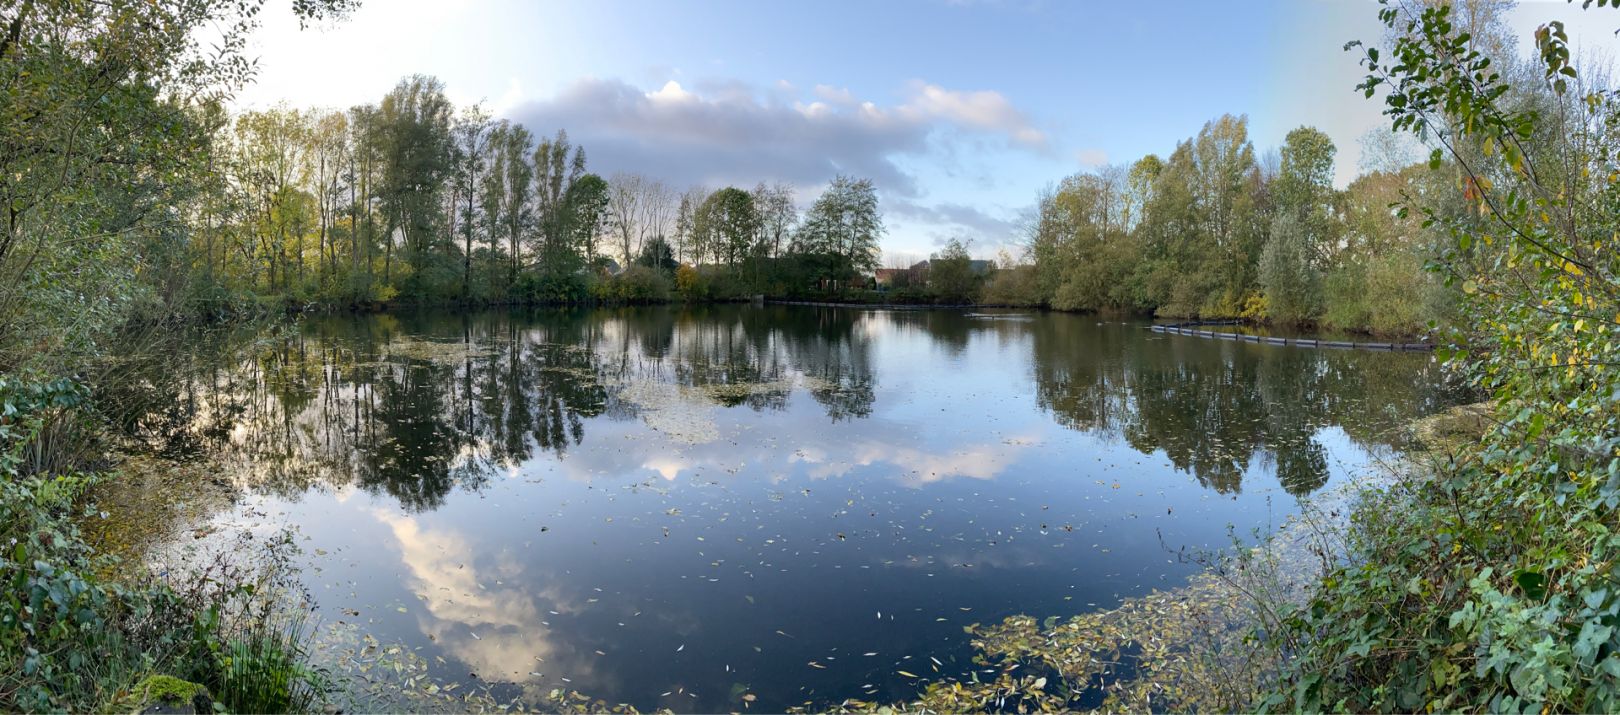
[
  {"left": 1028, "top": 316, "right": 1460, "bottom": 495},
  {"left": 113, "top": 306, "right": 1458, "bottom": 510}
]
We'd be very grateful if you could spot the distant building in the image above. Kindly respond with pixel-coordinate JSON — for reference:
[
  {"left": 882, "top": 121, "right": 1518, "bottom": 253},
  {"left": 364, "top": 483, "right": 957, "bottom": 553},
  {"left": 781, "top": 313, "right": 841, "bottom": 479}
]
[
  {"left": 908, "top": 259, "right": 994, "bottom": 275},
  {"left": 582, "top": 257, "right": 621, "bottom": 276},
  {"left": 873, "top": 268, "right": 903, "bottom": 288}
]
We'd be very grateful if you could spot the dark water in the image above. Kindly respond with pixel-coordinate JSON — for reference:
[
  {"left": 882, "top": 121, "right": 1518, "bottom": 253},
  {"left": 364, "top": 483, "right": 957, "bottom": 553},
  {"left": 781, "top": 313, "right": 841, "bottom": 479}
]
[{"left": 130, "top": 305, "right": 1460, "bottom": 711}]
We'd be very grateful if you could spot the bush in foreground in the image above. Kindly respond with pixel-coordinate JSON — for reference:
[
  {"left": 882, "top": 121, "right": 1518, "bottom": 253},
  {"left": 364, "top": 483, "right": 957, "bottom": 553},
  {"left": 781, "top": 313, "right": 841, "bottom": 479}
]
[{"left": 0, "top": 377, "right": 325, "bottom": 713}]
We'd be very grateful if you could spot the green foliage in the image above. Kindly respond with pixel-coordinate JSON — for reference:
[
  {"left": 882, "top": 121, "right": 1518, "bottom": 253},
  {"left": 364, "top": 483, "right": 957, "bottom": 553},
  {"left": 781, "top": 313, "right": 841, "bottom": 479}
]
[
  {"left": 4, "top": 0, "right": 907, "bottom": 315},
  {"left": 0, "top": 377, "right": 326, "bottom": 713},
  {"left": 1271, "top": 0, "right": 1620, "bottom": 711},
  {"left": 635, "top": 235, "right": 678, "bottom": 275},
  {"left": 208, "top": 607, "right": 326, "bottom": 714},
  {"left": 979, "top": 262, "right": 1043, "bottom": 307},
  {"left": 926, "top": 238, "right": 979, "bottom": 304},
  {"left": 1259, "top": 213, "right": 1322, "bottom": 324},
  {"left": 515, "top": 270, "right": 590, "bottom": 304},
  {"left": 0, "top": 0, "right": 357, "bottom": 374},
  {"left": 796, "top": 176, "right": 884, "bottom": 289},
  {"left": 693, "top": 187, "right": 761, "bottom": 267},
  {"left": 672, "top": 264, "right": 748, "bottom": 303},
  {"left": 591, "top": 266, "right": 671, "bottom": 303},
  {"left": 0, "top": 375, "right": 91, "bottom": 477},
  {"left": 564, "top": 173, "right": 611, "bottom": 263},
  {"left": 1321, "top": 248, "right": 1447, "bottom": 336},
  {"left": 1023, "top": 112, "right": 1454, "bottom": 332}
]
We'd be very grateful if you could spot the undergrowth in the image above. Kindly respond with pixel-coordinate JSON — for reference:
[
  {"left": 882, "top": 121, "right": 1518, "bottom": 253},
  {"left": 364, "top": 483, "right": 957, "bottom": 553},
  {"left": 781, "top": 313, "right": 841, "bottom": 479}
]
[
  {"left": 0, "top": 375, "right": 327, "bottom": 713},
  {"left": 1261, "top": 0, "right": 1620, "bottom": 711}
]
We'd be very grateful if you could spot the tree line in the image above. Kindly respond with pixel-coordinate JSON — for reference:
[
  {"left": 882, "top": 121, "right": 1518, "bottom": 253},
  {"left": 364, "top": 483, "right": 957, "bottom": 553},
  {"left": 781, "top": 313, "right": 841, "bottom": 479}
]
[
  {"left": 996, "top": 115, "right": 1466, "bottom": 336},
  {"left": 192, "top": 78, "right": 888, "bottom": 310}
]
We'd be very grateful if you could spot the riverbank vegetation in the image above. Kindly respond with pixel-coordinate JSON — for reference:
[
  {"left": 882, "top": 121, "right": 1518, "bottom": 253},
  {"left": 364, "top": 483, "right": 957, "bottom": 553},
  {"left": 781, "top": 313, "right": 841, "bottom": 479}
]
[
  {"left": 0, "top": 0, "right": 1477, "bottom": 344},
  {"left": 1013, "top": 110, "right": 1461, "bottom": 335},
  {"left": 156, "top": 83, "right": 895, "bottom": 312},
  {"left": 0, "top": 377, "right": 326, "bottom": 712},
  {"left": 1, "top": 0, "right": 349, "bottom": 710},
  {"left": 1265, "top": 0, "right": 1620, "bottom": 710},
  {"left": 877, "top": 0, "right": 1620, "bottom": 711},
  {"left": 163, "top": 77, "right": 1468, "bottom": 335},
  {"left": 804, "top": 0, "right": 1620, "bottom": 710},
  {"left": 5, "top": 0, "right": 1620, "bottom": 711}
]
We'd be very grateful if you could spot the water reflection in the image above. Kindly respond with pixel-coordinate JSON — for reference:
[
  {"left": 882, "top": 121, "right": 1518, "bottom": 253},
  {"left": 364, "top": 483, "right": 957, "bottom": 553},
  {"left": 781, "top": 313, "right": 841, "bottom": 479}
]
[
  {"left": 114, "top": 306, "right": 1463, "bottom": 711},
  {"left": 122, "top": 307, "right": 880, "bottom": 510},
  {"left": 122, "top": 307, "right": 1454, "bottom": 509},
  {"left": 1027, "top": 318, "right": 1455, "bottom": 495}
]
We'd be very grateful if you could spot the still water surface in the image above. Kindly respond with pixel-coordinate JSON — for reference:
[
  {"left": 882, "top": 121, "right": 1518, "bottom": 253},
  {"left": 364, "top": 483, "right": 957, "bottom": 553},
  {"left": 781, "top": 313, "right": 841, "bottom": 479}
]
[{"left": 136, "top": 305, "right": 1459, "bottom": 710}]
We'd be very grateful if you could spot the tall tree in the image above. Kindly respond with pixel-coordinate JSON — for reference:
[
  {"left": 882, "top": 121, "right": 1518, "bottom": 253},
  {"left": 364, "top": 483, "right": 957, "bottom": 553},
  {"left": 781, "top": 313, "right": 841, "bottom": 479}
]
[
  {"left": 377, "top": 75, "right": 453, "bottom": 288},
  {"left": 1260, "top": 126, "right": 1337, "bottom": 323},
  {"left": 483, "top": 120, "right": 534, "bottom": 290},
  {"left": 797, "top": 176, "right": 884, "bottom": 289},
  {"left": 608, "top": 173, "right": 672, "bottom": 267},
  {"left": 451, "top": 104, "right": 491, "bottom": 299},
  {"left": 0, "top": 0, "right": 355, "bottom": 369},
  {"left": 533, "top": 129, "right": 587, "bottom": 274},
  {"left": 1189, "top": 113, "right": 1263, "bottom": 315},
  {"left": 347, "top": 102, "right": 383, "bottom": 287},
  {"left": 693, "top": 187, "right": 760, "bottom": 267},
  {"left": 309, "top": 109, "right": 349, "bottom": 285},
  {"left": 752, "top": 182, "right": 798, "bottom": 259},
  {"left": 1029, "top": 168, "right": 1134, "bottom": 311},
  {"left": 672, "top": 186, "right": 708, "bottom": 265},
  {"left": 1258, "top": 212, "right": 1320, "bottom": 324},
  {"left": 233, "top": 106, "right": 309, "bottom": 292},
  {"left": 929, "top": 237, "right": 978, "bottom": 303},
  {"left": 565, "top": 173, "right": 610, "bottom": 266},
  {"left": 1273, "top": 126, "right": 1337, "bottom": 264}
]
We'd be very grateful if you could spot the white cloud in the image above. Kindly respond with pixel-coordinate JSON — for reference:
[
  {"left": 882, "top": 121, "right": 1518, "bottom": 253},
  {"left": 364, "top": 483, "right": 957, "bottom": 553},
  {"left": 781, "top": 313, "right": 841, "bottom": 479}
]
[
  {"left": 897, "top": 81, "right": 1048, "bottom": 150},
  {"left": 503, "top": 76, "right": 1050, "bottom": 200},
  {"left": 647, "top": 80, "right": 697, "bottom": 104},
  {"left": 506, "top": 77, "right": 922, "bottom": 195},
  {"left": 813, "top": 84, "right": 858, "bottom": 105},
  {"left": 890, "top": 199, "right": 1022, "bottom": 243},
  {"left": 1075, "top": 148, "right": 1109, "bottom": 168}
]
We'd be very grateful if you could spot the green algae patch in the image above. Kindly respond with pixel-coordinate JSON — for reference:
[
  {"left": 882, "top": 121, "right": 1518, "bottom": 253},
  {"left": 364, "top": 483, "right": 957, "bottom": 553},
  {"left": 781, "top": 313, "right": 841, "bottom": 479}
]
[
  {"left": 375, "top": 336, "right": 496, "bottom": 366},
  {"left": 802, "top": 490, "right": 1349, "bottom": 714},
  {"left": 80, "top": 454, "right": 237, "bottom": 572},
  {"left": 800, "top": 552, "right": 1299, "bottom": 713},
  {"left": 1409, "top": 401, "right": 1491, "bottom": 455}
]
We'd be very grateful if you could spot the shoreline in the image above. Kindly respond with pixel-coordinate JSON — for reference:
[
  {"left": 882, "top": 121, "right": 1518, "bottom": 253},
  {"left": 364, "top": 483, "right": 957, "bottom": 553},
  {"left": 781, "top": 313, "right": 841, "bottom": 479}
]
[{"left": 1150, "top": 321, "right": 1437, "bottom": 351}]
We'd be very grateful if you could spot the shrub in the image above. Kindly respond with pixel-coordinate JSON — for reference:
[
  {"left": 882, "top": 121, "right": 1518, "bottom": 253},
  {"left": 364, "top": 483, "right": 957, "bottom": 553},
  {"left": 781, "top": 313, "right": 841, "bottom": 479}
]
[
  {"left": 674, "top": 265, "right": 745, "bottom": 302},
  {"left": 1267, "top": 2, "right": 1620, "bottom": 711},
  {"left": 0, "top": 377, "right": 326, "bottom": 713},
  {"left": 590, "top": 266, "right": 671, "bottom": 303},
  {"left": 979, "top": 265, "right": 1043, "bottom": 307},
  {"left": 1322, "top": 249, "right": 1449, "bottom": 336},
  {"left": 515, "top": 271, "right": 590, "bottom": 304},
  {"left": 674, "top": 264, "right": 708, "bottom": 301}
]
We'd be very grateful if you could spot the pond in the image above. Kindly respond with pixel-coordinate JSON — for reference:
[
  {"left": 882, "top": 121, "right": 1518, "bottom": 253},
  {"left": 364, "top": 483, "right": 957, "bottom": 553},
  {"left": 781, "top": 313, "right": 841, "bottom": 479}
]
[{"left": 126, "top": 305, "right": 1461, "bottom": 711}]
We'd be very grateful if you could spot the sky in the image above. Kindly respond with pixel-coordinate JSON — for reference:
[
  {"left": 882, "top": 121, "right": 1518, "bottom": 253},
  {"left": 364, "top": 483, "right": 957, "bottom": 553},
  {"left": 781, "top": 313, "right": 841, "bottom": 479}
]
[{"left": 234, "top": 0, "right": 1620, "bottom": 262}]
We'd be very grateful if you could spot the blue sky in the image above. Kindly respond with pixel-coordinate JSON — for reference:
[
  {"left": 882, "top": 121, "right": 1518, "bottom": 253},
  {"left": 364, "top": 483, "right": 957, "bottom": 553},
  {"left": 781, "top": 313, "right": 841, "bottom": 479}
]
[{"left": 238, "top": 0, "right": 1617, "bottom": 261}]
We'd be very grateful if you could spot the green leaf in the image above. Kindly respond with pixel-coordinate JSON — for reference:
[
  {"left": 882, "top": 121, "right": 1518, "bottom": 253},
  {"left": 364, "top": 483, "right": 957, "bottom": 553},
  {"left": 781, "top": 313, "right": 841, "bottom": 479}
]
[{"left": 1514, "top": 570, "right": 1548, "bottom": 600}]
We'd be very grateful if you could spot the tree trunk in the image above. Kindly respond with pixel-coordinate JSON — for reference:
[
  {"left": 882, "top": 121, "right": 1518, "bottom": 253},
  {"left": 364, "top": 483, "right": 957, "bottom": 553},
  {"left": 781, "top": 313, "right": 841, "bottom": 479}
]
[{"left": 463, "top": 177, "right": 474, "bottom": 301}]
